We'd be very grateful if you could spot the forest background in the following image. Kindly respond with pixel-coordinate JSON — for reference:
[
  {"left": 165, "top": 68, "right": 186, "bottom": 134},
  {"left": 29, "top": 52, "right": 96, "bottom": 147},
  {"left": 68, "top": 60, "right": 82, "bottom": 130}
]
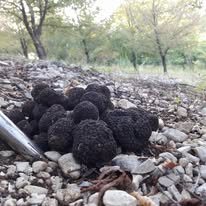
[{"left": 0, "top": 0, "right": 206, "bottom": 80}]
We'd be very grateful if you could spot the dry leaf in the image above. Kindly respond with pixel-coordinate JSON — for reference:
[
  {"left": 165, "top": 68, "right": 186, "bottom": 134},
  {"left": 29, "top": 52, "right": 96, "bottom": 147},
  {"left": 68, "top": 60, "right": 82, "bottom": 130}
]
[
  {"left": 130, "top": 191, "right": 158, "bottom": 206},
  {"left": 163, "top": 159, "right": 178, "bottom": 169},
  {"left": 180, "top": 198, "right": 203, "bottom": 206}
]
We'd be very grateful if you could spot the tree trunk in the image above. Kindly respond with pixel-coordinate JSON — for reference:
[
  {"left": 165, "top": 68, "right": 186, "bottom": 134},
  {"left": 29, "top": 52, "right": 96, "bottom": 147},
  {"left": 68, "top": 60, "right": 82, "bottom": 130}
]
[
  {"left": 131, "top": 50, "right": 137, "bottom": 70},
  {"left": 32, "top": 35, "right": 47, "bottom": 59},
  {"left": 160, "top": 54, "right": 167, "bottom": 73},
  {"left": 20, "top": 37, "right": 28, "bottom": 58},
  {"left": 82, "top": 39, "right": 90, "bottom": 63}
]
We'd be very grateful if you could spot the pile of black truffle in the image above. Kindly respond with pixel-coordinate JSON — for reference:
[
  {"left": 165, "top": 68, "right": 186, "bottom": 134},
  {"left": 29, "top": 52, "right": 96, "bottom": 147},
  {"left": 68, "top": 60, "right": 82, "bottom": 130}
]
[{"left": 4, "top": 83, "right": 159, "bottom": 167}]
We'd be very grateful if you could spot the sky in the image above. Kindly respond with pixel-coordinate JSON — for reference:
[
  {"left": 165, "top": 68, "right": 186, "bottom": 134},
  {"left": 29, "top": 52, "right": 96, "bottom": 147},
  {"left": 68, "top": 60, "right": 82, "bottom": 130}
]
[{"left": 95, "top": 0, "right": 125, "bottom": 19}]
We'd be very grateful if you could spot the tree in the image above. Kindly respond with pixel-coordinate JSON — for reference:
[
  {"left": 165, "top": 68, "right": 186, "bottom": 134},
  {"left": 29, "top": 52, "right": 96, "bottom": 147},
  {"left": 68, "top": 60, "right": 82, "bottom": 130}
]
[
  {"left": 64, "top": 0, "right": 101, "bottom": 64},
  {"left": 0, "top": 0, "right": 56, "bottom": 59},
  {"left": 121, "top": 0, "right": 201, "bottom": 72}
]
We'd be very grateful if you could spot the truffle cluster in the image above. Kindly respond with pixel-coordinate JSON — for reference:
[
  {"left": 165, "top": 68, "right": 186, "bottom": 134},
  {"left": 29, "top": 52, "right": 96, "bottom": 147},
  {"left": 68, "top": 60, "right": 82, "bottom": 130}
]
[{"left": 4, "top": 82, "right": 159, "bottom": 167}]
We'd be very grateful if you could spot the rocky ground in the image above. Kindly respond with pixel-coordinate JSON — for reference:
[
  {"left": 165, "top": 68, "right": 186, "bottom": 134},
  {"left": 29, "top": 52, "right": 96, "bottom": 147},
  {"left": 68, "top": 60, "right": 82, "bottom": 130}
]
[{"left": 1, "top": 59, "right": 206, "bottom": 206}]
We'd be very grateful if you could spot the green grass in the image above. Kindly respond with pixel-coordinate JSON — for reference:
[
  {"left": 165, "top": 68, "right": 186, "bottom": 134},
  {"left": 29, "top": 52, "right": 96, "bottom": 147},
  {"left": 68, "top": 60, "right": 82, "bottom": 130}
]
[{"left": 92, "top": 64, "right": 206, "bottom": 86}]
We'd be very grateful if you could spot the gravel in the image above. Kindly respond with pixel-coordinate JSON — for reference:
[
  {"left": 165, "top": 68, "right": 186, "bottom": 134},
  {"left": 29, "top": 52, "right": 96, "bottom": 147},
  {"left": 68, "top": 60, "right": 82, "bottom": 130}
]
[{"left": 1, "top": 59, "right": 206, "bottom": 205}]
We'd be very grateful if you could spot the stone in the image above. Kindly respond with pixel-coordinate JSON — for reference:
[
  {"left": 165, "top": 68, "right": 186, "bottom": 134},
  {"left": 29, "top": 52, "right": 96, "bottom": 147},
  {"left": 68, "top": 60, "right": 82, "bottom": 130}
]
[
  {"left": 185, "top": 163, "right": 193, "bottom": 177},
  {"left": 181, "top": 189, "right": 191, "bottom": 200},
  {"left": 16, "top": 177, "right": 30, "bottom": 189},
  {"left": 200, "top": 165, "right": 206, "bottom": 179},
  {"left": 27, "top": 194, "right": 46, "bottom": 205},
  {"left": 132, "top": 175, "right": 143, "bottom": 190},
  {"left": 158, "top": 173, "right": 180, "bottom": 187},
  {"left": 24, "top": 185, "right": 48, "bottom": 194},
  {"left": 177, "top": 146, "right": 191, "bottom": 153},
  {"left": 177, "top": 107, "right": 187, "bottom": 118},
  {"left": 200, "top": 107, "right": 206, "bottom": 116},
  {"left": 158, "top": 176, "right": 174, "bottom": 188},
  {"left": 183, "top": 175, "right": 193, "bottom": 186},
  {"left": 103, "top": 190, "right": 138, "bottom": 206},
  {"left": 159, "top": 152, "right": 177, "bottom": 162},
  {"left": 173, "top": 166, "right": 185, "bottom": 175},
  {"left": 36, "top": 171, "right": 51, "bottom": 179},
  {"left": 100, "top": 166, "right": 120, "bottom": 173},
  {"left": 44, "top": 151, "right": 61, "bottom": 162},
  {"left": 132, "top": 159, "right": 155, "bottom": 174},
  {"left": 149, "top": 132, "right": 168, "bottom": 145},
  {"left": 0, "top": 97, "right": 7, "bottom": 107},
  {"left": 175, "top": 122, "right": 193, "bottom": 134},
  {"left": 149, "top": 194, "right": 160, "bottom": 206},
  {"left": 58, "top": 153, "right": 81, "bottom": 179},
  {"left": 7, "top": 165, "right": 16, "bottom": 177},
  {"left": 0, "top": 150, "right": 15, "bottom": 157},
  {"left": 69, "top": 199, "right": 83, "bottom": 206},
  {"left": 32, "top": 161, "right": 48, "bottom": 173},
  {"left": 112, "top": 154, "right": 141, "bottom": 172},
  {"left": 178, "top": 158, "right": 189, "bottom": 167},
  {"left": 42, "top": 198, "right": 58, "bottom": 206},
  {"left": 117, "top": 99, "right": 136, "bottom": 109},
  {"left": 15, "top": 162, "right": 32, "bottom": 174},
  {"left": 163, "top": 128, "right": 188, "bottom": 142},
  {"left": 194, "top": 146, "right": 206, "bottom": 162},
  {"left": 196, "top": 183, "right": 206, "bottom": 196},
  {"left": 159, "top": 191, "right": 173, "bottom": 204},
  {"left": 16, "top": 198, "right": 25, "bottom": 206},
  {"left": 158, "top": 118, "right": 164, "bottom": 129},
  {"left": 51, "top": 176, "right": 63, "bottom": 192},
  {"left": 56, "top": 184, "right": 81, "bottom": 204},
  {"left": 3, "top": 199, "right": 17, "bottom": 206},
  {"left": 88, "top": 192, "right": 99, "bottom": 205},
  {"left": 182, "top": 153, "right": 200, "bottom": 164},
  {"left": 168, "top": 185, "right": 182, "bottom": 202}
]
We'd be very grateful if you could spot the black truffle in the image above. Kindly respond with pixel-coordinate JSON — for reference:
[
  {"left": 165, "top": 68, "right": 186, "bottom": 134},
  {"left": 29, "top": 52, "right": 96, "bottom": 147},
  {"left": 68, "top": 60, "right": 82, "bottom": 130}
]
[
  {"left": 39, "top": 104, "right": 66, "bottom": 132},
  {"left": 48, "top": 117, "right": 74, "bottom": 152},
  {"left": 29, "top": 119, "right": 39, "bottom": 136},
  {"left": 64, "top": 87, "right": 85, "bottom": 110},
  {"left": 5, "top": 110, "right": 25, "bottom": 124},
  {"left": 85, "top": 83, "right": 111, "bottom": 99},
  {"left": 72, "top": 101, "right": 99, "bottom": 124},
  {"left": 127, "top": 107, "right": 159, "bottom": 131},
  {"left": 31, "top": 83, "right": 49, "bottom": 101},
  {"left": 32, "top": 104, "right": 48, "bottom": 120},
  {"left": 72, "top": 120, "right": 117, "bottom": 166},
  {"left": 80, "top": 91, "right": 107, "bottom": 114},
  {"left": 36, "top": 87, "right": 66, "bottom": 107},
  {"left": 102, "top": 109, "right": 152, "bottom": 152},
  {"left": 22, "top": 100, "right": 35, "bottom": 119},
  {"left": 33, "top": 133, "right": 49, "bottom": 151},
  {"left": 17, "top": 120, "right": 33, "bottom": 137}
]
